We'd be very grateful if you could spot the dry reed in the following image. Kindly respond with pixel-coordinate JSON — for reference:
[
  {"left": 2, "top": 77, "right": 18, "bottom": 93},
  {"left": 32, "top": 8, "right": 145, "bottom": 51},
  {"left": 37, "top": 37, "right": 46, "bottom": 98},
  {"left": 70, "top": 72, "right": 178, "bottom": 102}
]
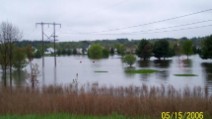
[{"left": 0, "top": 83, "right": 211, "bottom": 117}]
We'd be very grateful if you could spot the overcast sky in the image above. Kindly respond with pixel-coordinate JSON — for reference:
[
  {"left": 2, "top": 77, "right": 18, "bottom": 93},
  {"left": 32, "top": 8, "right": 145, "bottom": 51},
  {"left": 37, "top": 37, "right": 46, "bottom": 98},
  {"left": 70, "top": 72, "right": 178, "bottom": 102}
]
[{"left": 1, "top": 0, "right": 212, "bottom": 41}]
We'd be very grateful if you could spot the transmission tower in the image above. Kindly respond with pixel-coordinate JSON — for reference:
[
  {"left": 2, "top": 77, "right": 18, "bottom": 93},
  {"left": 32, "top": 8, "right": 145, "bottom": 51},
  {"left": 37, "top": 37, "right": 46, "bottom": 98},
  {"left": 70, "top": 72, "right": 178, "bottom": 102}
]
[{"left": 36, "top": 22, "right": 61, "bottom": 67}]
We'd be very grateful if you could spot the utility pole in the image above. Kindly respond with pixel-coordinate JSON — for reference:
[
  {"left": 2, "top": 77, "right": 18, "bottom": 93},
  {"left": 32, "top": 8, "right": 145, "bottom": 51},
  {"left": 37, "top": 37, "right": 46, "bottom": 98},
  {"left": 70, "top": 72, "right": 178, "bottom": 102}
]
[
  {"left": 36, "top": 22, "right": 47, "bottom": 67},
  {"left": 52, "top": 22, "right": 61, "bottom": 67},
  {"left": 36, "top": 22, "right": 61, "bottom": 67}
]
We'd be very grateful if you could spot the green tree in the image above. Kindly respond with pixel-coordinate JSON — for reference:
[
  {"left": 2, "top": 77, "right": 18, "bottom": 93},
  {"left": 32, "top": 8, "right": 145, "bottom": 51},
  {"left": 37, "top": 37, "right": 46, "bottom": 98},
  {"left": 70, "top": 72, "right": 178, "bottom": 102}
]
[
  {"left": 34, "top": 49, "right": 42, "bottom": 58},
  {"left": 123, "top": 54, "right": 136, "bottom": 67},
  {"left": 13, "top": 47, "right": 27, "bottom": 71},
  {"left": 88, "top": 44, "right": 103, "bottom": 59},
  {"left": 115, "top": 44, "right": 126, "bottom": 56},
  {"left": 136, "top": 39, "right": 152, "bottom": 61},
  {"left": 0, "top": 22, "right": 22, "bottom": 86},
  {"left": 182, "top": 40, "right": 193, "bottom": 59},
  {"left": 200, "top": 35, "right": 212, "bottom": 59},
  {"left": 26, "top": 45, "right": 34, "bottom": 62},
  {"left": 153, "top": 39, "right": 170, "bottom": 60},
  {"left": 102, "top": 48, "right": 109, "bottom": 58}
]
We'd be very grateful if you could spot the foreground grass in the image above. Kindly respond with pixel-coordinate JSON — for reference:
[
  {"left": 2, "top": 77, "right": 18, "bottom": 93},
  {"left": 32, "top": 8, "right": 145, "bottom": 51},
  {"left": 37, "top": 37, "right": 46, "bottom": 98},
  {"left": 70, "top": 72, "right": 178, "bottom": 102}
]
[
  {"left": 0, "top": 113, "right": 128, "bottom": 119},
  {"left": 0, "top": 85, "right": 211, "bottom": 118},
  {"left": 0, "top": 114, "right": 155, "bottom": 119},
  {"left": 174, "top": 74, "right": 197, "bottom": 76},
  {"left": 1, "top": 113, "right": 210, "bottom": 119},
  {"left": 125, "top": 69, "right": 158, "bottom": 74}
]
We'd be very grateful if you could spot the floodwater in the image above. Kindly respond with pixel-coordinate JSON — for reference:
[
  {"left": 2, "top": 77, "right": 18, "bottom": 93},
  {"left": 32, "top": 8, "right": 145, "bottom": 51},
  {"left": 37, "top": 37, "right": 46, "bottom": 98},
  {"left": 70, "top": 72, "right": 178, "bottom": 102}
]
[{"left": 1, "top": 55, "right": 212, "bottom": 94}]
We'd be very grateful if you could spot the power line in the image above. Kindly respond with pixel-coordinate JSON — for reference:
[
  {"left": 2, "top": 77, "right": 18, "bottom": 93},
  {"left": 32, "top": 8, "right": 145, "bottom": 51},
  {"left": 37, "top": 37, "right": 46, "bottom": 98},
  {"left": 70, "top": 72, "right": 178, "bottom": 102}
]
[
  {"left": 76, "top": 8, "right": 212, "bottom": 34},
  {"left": 144, "top": 24, "right": 212, "bottom": 35},
  {"left": 91, "top": 24, "right": 212, "bottom": 36},
  {"left": 93, "top": 19, "right": 212, "bottom": 35},
  {"left": 61, "top": 19, "right": 212, "bottom": 35}
]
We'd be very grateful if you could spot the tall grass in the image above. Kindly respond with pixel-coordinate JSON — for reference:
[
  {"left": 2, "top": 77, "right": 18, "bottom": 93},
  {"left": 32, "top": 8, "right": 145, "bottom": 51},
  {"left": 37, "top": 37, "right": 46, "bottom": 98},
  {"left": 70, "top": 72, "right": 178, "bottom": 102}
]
[
  {"left": 0, "top": 84, "right": 211, "bottom": 118},
  {"left": 0, "top": 113, "right": 128, "bottom": 119}
]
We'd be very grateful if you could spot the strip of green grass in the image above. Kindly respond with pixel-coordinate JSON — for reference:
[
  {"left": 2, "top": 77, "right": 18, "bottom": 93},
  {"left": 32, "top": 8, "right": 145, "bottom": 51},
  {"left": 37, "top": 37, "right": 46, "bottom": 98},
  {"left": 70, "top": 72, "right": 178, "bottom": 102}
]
[
  {"left": 0, "top": 113, "right": 153, "bottom": 119},
  {"left": 125, "top": 69, "right": 158, "bottom": 74},
  {"left": 174, "top": 74, "right": 197, "bottom": 77},
  {"left": 94, "top": 71, "right": 108, "bottom": 73}
]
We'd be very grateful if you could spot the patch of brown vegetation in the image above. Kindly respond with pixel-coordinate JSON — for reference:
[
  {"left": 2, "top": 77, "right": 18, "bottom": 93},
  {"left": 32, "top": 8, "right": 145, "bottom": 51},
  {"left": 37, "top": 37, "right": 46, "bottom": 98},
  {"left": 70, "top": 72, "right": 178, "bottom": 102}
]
[{"left": 0, "top": 84, "right": 211, "bottom": 117}]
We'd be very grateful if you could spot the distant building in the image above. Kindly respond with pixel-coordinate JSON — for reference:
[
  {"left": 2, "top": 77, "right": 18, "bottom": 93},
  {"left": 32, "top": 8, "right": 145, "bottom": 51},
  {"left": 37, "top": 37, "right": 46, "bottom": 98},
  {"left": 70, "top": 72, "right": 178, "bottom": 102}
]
[
  {"left": 45, "top": 47, "right": 55, "bottom": 55},
  {"left": 76, "top": 48, "right": 83, "bottom": 54}
]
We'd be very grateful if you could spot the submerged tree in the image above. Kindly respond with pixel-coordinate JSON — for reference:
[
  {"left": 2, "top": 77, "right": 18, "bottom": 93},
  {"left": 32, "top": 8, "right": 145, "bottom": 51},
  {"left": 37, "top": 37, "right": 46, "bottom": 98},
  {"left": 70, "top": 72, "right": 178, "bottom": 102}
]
[
  {"left": 136, "top": 39, "right": 152, "bottom": 61},
  {"left": 123, "top": 54, "right": 136, "bottom": 67},
  {"left": 102, "top": 48, "right": 109, "bottom": 58},
  {"left": 88, "top": 44, "right": 103, "bottom": 59},
  {"left": 0, "top": 22, "right": 22, "bottom": 86},
  {"left": 200, "top": 35, "right": 212, "bottom": 59},
  {"left": 13, "top": 47, "right": 27, "bottom": 71},
  {"left": 153, "top": 39, "right": 170, "bottom": 60}
]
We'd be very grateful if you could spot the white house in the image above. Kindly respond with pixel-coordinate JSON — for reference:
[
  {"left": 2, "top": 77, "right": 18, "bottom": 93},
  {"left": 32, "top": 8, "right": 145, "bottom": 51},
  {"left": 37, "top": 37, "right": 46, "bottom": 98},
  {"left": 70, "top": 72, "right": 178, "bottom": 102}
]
[{"left": 45, "top": 47, "right": 55, "bottom": 55}]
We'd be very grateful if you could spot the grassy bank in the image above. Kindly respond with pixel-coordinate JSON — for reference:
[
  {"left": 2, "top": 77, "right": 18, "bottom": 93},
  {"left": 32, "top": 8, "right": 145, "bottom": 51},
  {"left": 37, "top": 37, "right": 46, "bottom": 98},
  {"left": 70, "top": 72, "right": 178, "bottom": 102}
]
[
  {"left": 125, "top": 69, "right": 158, "bottom": 74},
  {"left": 0, "top": 85, "right": 211, "bottom": 118}
]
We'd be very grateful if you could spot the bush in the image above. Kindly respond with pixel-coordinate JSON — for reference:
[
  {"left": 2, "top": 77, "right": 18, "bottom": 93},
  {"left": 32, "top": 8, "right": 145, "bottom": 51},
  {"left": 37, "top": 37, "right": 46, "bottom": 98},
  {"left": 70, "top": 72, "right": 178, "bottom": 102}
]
[
  {"left": 123, "top": 54, "right": 136, "bottom": 67},
  {"left": 88, "top": 44, "right": 109, "bottom": 59}
]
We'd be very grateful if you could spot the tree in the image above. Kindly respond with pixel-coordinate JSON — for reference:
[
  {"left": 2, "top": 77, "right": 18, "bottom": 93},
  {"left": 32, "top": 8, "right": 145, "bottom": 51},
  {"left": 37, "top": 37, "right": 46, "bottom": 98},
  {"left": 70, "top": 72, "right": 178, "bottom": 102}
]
[
  {"left": 110, "top": 47, "right": 115, "bottom": 55},
  {"left": 0, "top": 22, "right": 22, "bottom": 86},
  {"left": 34, "top": 49, "right": 42, "bottom": 58},
  {"left": 200, "top": 35, "right": 212, "bottom": 59},
  {"left": 153, "top": 39, "right": 170, "bottom": 60},
  {"left": 102, "top": 48, "right": 109, "bottom": 58},
  {"left": 12, "top": 47, "right": 27, "bottom": 71},
  {"left": 136, "top": 39, "right": 152, "bottom": 61},
  {"left": 182, "top": 40, "right": 193, "bottom": 59},
  {"left": 73, "top": 48, "right": 77, "bottom": 55},
  {"left": 123, "top": 54, "right": 136, "bottom": 67},
  {"left": 26, "top": 45, "right": 34, "bottom": 62},
  {"left": 115, "top": 44, "right": 126, "bottom": 56},
  {"left": 88, "top": 44, "right": 103, "bottom": 59},
  {"left": 25, "top": 45, "right": 33, "bottom": 76}
]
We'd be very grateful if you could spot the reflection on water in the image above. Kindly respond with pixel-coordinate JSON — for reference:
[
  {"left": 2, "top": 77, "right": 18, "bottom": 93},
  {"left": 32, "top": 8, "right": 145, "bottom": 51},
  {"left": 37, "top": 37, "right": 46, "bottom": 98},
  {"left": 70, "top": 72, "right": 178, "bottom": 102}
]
[
  {"left": 0, "top": 55, "right": 211, "bottom": 95},
  {"left": 182, "top": 59, "right": 192, "bottom": 68},
  {"left": 139, "top": 74, "right": 151, "bottom": 81},
  {"left": 201, "top": 63, "right": 212, "bottom": 80},
  {"left": 156, "top": 70, "right": 169, "bottom": 80},
  {"left": 153, "top": 60, "right": 172, "bottom": 68},
  {"left": 12, "top": 70, "right": 28, "bottom": 87},
  {"left": 138, "top": 60, "right": 151, "bottom": 67},
  {"left": 201, "top": 62, "right": 212, "bottom": 95}
]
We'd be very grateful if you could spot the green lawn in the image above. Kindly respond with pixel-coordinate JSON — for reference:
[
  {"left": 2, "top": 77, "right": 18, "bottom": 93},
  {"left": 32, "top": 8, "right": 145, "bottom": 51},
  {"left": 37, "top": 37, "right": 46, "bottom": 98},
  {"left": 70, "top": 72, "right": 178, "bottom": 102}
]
[
  {"left": 0, "top": 114, "right": 153, "bottom": 119},
  {"left": 94, "top": 70, "right": 108, "bottom": 73},
  {"left": 174, "top": 74, "right": 197, "bottom": 76},
  {"left": 125, "top": 69, "right": 159, "bottom": 74}
]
